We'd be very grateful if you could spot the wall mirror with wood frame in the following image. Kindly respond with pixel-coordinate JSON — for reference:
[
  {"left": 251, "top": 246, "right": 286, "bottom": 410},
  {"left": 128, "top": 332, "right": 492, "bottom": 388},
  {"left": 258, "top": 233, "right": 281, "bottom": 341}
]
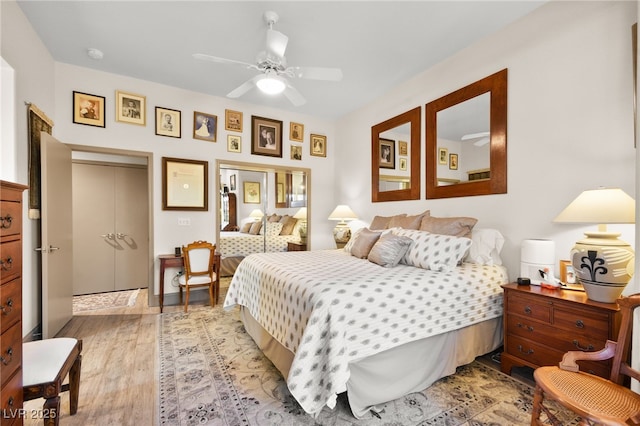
[
  {"left": 425, "top": 69, "right": 507, "bottom": 199},
  {"left": 371, "top": 106, "right": 421, "bottom": 202}
]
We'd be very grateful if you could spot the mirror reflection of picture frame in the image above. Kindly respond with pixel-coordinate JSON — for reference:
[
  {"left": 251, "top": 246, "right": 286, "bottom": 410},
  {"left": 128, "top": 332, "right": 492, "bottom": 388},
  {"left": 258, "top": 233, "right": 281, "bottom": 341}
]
[
  {"left": 244, "top": 181, "right": 261, "bottom": 204},
  {"left": 227, "top": 135, "right": 241, "bottom": 153},
  {"left": 162, "top": 157, "right": 208, "bottom": 211},
  {"left": 438, "top": 147, "right": 448, "bottom": 165},
  {"left": 379, "top": 138, "right": 395, "bottom": 169},
  {"left": 449, "top": 153, "right": 458, "bottom": 170},
  {"left": 115, "top": 90, "right": 145, "bottom": 126},
  {"left": 398, "top": 140, "right": 408, "bottom": 156},
  {"left": 230, "top": 174, "right": 236, "bottom": 191},
  {"left": 399, "top": 158, "right": 407, "bottom": 171}
]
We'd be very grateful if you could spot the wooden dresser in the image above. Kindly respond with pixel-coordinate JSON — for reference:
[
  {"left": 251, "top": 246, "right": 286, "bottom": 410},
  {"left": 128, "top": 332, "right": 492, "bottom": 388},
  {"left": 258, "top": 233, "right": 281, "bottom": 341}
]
[
  {"left": 1, "top": 181, "right": 27, "bottom": 425},
  {"left": 501, "top": 283, "right": 621, "bottom": 379}
]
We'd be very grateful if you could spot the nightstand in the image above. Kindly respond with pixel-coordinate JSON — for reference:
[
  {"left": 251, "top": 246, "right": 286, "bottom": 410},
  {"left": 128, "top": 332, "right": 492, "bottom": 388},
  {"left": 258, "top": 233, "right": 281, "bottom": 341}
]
[
  {"left": 287, "top": 241, "right": 307, "bottom": 251},
  {"left": 501, "top": 283, "right": 621, "bottom": 379}
]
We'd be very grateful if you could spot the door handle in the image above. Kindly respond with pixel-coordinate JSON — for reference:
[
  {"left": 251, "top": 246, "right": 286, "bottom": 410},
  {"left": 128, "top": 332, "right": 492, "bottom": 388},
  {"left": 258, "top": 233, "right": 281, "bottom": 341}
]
[
  {"left": 34, "top": 247, "right": 48, "bottom": 253},
  {"left": 48, "top": 245, "right": 60, "bottom": 252},
  {"left": 101, "top": 233, "right": 115, "bottom": 240},
  {"left": 116, "top": 233, "right": 128, "bottom": 240}
]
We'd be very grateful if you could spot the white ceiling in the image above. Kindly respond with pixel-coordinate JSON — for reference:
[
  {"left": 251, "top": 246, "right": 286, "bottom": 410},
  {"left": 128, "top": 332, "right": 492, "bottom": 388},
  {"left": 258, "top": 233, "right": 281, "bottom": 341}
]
[{"left": 17, "top": 1, "right": 545, "bottom": 119}]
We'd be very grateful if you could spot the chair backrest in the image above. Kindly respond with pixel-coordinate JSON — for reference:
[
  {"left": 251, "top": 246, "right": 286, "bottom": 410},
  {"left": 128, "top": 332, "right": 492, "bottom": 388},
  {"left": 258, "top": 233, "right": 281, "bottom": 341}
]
[
  {"left": 181, "top": 240, "right": 216, "bottom": 278},
  {"left": 609, "top": 293, "right": 640, "bottom": 385}
]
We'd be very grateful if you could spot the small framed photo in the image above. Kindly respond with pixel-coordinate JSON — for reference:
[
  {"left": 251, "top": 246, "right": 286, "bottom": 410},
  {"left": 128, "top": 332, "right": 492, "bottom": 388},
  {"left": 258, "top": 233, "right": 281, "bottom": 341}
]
[
  {"left": 243, "top": 181, "right": 261, "bottom": 204},
  {"left": 162, "top": 157, "right": 208, "bottom": 211},
  {"left": 399, "top": 140, "right": 408, "bottom": 156},
  {"left": 379, "top": 138, "right": 395, "bottom": 169},
  {"left": 115, "top": 91, "right": 145, "bottom": 126},
  {"left": 73, "top": 91, "right": 105, "bottom": 128},
  {"left": 438, "top": 147, "right": 448, "bottom": 165},
  {"left": 230, "top": 174, "right": 236, "bottom": 191},
  {"left": 225, "top": 109, "right": 243, "bottom": 132},
  {"left": 227, "top": 134, "right": 241, "bottom": 153},
  {"left": 399, "top": 157, "right": 407, "bottom": 171},
  {"left": 449, "top": 153, "right": 458, "bottom": 170},
  {"left": 291, "top": 145, "right": 302, "bottom": 160},
  {"left": 155, "top": 107, "right": 181, "bottom": 138},
  {"left": 251, "top": 115, "right": 283, "bottom": 157},
  {"left": 290, "top": 122, "right": 304, "bottom": 142},
  {"left": 559, "top": 260, "right": 576, "bottom": 284},
  {"left": 310, "top": 134, "right": 327, "bottom": 157},
  {"left": 193, "top": 111, "right": 217, "bottom": 142}
]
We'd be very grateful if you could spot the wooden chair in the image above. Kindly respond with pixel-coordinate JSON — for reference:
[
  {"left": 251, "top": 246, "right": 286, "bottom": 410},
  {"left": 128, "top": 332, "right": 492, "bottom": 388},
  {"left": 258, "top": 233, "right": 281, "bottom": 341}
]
[
  {"left": 531, "top": 293, "right": 640, "bottom": 426},
  {"left": 178, "top": 240, "right": 218, "bottom": 312},
  {"left": 23, "top": 338, "right": 82, "bottom": 426}
]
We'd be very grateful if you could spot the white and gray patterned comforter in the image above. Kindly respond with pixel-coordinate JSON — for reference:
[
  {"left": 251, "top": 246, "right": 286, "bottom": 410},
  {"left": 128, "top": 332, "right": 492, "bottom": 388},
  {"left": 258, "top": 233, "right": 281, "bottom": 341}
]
[
  {"left": 219, "top": 231, "right": 300, "bottom": 257},
  {"left": 223, "top": 249, "right": 508, "bottom": 416}
]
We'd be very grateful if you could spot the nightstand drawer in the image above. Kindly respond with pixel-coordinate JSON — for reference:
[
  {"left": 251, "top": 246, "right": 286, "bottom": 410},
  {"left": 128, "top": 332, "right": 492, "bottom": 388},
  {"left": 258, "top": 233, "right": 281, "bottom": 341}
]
[
  {"left": 0, "top": 240, "right": 21, "bottom": 284},
  {"left": 0, "top": 278, "right": 21, "bottom": 333},
  {"left": 507, "top": 292, "right": 551, "bottom": 323},
  {"left": 506, "top": 334, "right": 562, "bottom": 367},
  {"left": 553, "top": 306, "right": 609, "bottom": 339},
  {"left": 0, "top": 200, "right": 22, "bottom": 238},
  {"left": 0, "top": 322, "right": 22, "bottom": 387},
  {"left": 0, "top": 370, "right": 23, "bottom": 422}
]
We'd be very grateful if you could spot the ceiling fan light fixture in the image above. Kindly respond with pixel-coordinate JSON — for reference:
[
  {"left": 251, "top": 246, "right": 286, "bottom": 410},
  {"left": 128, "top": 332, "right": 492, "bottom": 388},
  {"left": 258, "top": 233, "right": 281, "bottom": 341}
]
[{"left": 256, "top": 73, "right": 286, "bottom": 95}]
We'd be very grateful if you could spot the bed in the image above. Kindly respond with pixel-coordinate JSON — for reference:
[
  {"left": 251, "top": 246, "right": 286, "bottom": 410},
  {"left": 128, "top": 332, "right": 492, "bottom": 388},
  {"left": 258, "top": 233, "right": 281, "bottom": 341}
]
[{"left": 223, "top": 225, "right": 508, "bottom": 418}]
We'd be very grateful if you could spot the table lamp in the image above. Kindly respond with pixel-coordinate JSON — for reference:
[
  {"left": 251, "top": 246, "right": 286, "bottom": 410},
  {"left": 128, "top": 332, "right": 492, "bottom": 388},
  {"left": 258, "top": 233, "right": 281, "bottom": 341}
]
[
  {"left": 249, "top": 209, "right": 264, "bottom": 222},
  {"left": 553, "top": 188, "right": 635, "bottom": 303},
  {"left": 328, "top": 205, "right": 358, "bottom": 247},
  {"left": 293, "top": 207, "right": 308, "bottom": 243}
]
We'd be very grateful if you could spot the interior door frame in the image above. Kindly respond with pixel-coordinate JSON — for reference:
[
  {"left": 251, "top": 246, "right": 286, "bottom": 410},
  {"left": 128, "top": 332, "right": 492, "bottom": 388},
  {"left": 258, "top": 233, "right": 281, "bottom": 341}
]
[{"left": 67, "top": 144, "right": 154, "bottom": 307}]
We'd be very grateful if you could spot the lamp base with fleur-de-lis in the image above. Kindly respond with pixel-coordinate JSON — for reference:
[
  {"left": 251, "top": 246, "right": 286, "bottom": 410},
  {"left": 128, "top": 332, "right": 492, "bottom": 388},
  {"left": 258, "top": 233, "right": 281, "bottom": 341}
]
[{"left": 570, "top": 231, "right": 635, "bottom": 303}]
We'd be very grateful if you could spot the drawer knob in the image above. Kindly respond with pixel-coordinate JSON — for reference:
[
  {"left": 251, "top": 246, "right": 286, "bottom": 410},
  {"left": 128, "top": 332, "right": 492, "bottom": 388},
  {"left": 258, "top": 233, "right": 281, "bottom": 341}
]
[
  {"left": 575, "top": 320, "right": 585, "bottom": 328},
  {"left": 517, "top": 344, "right": 534, "bottom": 355},
  {"left": 524, "top": 306, "right": 532, "bottom": 314},
  {"left": 0, "top": 214, "right": 12, "bottom": 229},
  {"left": 572, "top": 340, "right": 594, "bottom": 351},
  {"left": 0, "top": 256, "right": 13, "bottom": 271},
  {"left": 7, "top": 396, "right": 14, "bottom": 407},
  {"left": 0, "top": 346, "right": 13, "bottom": 365},
  {"left": 516, "top": 322, "right": 534, "bottom": 332},
  {"left": 0, "top": 298, "right": 13, "bottom": 315}
]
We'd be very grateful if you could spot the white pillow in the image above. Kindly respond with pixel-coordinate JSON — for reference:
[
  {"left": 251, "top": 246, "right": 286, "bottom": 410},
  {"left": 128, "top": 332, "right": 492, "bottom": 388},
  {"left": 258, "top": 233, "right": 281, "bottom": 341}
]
[
  {"left": 260, "top": 221, "right": 284, "bottom": 237},
  {"left": 393, "top": 229, "right": 472, "bottom": 272},
  {"left": 465, "top": 228, "right": 505, "bottom": 265}
]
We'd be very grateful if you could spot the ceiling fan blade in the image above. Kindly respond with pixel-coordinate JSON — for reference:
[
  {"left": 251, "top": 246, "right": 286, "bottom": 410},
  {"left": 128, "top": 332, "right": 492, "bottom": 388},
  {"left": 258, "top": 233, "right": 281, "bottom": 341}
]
[
  {"left": 461, "top": 131, "right": 490, "bottom": 141},
  {"left": 266, "top": 29, "right": 288, "bottom": 59},
  {"left": 283, "top": 84, "right": 306, "bottom": 106},
  {"left": 227, "top": 75, "right": 262, "bottom": 98},
  {"left": 473, "top": 137, "right": 490, "bottom": 147},
  {"left": 291, "top": 66, "right": 343, "bottom": 81},
  {"left": 192, "top": 53, "right": 259, "bottom": 71}
]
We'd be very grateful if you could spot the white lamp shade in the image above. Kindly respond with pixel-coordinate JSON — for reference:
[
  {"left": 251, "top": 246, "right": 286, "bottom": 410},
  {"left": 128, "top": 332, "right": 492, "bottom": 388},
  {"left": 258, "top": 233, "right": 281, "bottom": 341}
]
[
  {"left": 293, "top": 207, "right": 307, "bottom": 220},
  {"left": 553, "top": 188, "right": 635, "bottom": 224},
  {"left": 249, "top": 209, "right": 264, "bottom": 219},
  {"left": 328, "top": 205, "right": 358, "bottom": 221},
  {"left": 256, "top": 71, "right": 286, "bottom": 95}
]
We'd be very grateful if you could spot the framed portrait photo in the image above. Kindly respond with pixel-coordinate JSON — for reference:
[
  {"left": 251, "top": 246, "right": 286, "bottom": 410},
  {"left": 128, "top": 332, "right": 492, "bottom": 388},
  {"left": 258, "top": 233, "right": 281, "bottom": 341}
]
[
  {"left": 290, "top": 122, "right": 304, "bottom": 142},
  {"left": 438, "top": 147, "right": 448, "bottom": 165},
  {"left": 162, "top": 157, "right": 208, "bottom": 211},
  {"left": 243, "top": 181, "right": 261, "bottom": 204},
  {"left": 73, "top": 91, "right": 105, "bottom": 128},
  {"left": 193, "top": 111, "right": 217, "bottom": 142},
  {"left": 227, "top": 134, "right": 241, "bottom": 153},
  {"left": 399, "top": 157, "right": 407, "bottom": 171},
  {"left": 230, "top": 174, "right": 237, "bottom": 191},
  {"left": 291, "top": 145, "right": 302, "bottom": 160},
  {"left": 251, "top": 115, "right": 283, "bottom": 157},
  {"left": 449, "top": 153, "right": 458, "bottom": 170},
  {"left": 115, "top": 91, "right": 145, "bottom": 126},
  {"left": 155, "top": 107, "right": 181, "bottom": 138},
  {"left": 225, "top": 109, "right": 243, "bottom": 132},
  {"left": 310, "top": 134, "right": 327, "bottom": 157},
  {"left": 379, "top": 138, "right": 395, "bottom": 169},
  {"left": 399, "top": 140, "right": 408, "bottom": 156}
]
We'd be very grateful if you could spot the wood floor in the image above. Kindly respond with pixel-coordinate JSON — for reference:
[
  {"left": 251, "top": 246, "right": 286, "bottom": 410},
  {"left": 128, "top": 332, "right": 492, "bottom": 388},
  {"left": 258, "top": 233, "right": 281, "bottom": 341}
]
[{"left": 23, "top": 288, "right": 191, "bottom": 426}]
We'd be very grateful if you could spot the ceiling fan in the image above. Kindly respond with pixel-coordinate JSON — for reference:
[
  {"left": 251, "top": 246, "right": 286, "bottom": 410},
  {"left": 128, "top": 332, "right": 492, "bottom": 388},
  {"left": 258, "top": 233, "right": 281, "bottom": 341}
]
[
  {"left": 193, "top": 11, "right": 343, "bottom": 106},
  {"left": 461, "top": 131, "right": 490, "bottom": 147}
]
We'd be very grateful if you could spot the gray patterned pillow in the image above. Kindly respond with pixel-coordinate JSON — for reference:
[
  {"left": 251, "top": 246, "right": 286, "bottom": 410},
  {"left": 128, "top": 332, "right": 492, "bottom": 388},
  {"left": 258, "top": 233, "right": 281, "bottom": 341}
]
[
  {"left": 393, "top": 229, "right": 472, "bottom": 272},
  {"left": 350, "top": 228, "right": 382, "bottom": 259},
  {"left": 260, "top": 221, "right": 284, "bottom": 236},
  {"left": 367, "top": 234, "right": 413, "bottom": 267}
]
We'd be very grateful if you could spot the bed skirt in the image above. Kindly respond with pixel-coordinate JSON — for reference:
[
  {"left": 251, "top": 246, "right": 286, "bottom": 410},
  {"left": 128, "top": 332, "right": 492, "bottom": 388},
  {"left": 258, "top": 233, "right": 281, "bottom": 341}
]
[{"left": 239, "top": 307, "right": 503, "bottom": 418}]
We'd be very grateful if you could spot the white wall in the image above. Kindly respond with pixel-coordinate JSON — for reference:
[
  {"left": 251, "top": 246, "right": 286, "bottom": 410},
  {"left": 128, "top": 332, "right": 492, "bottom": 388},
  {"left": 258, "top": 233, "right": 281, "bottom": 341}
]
[{"left": 335, "top": 1, "right": 637, "bottom": 284}]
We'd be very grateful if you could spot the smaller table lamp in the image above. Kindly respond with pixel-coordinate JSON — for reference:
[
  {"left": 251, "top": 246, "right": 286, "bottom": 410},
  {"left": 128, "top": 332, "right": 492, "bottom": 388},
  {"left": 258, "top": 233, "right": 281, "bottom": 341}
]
[
  {"left": 293, "top": 207, "right": 308, "bottom": 243},
  {"left": 328, "top": 205, "right": 358, "bottom": 248},
  {"left": 249, "top": 209, "right": 264, "bottom": 222}
]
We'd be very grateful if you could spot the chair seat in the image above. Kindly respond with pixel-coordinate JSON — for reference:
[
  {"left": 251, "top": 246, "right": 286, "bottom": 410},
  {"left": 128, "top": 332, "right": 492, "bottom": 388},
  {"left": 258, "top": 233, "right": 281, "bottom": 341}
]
[
  {"left": 23, "top": 337, "right": 79, "bottom": 386},
  {"left": 178, "top": 274, "right": 216, "bottom": 286},
  {"left": 534, "top": 366, "right": 640, "bottom": 423}
]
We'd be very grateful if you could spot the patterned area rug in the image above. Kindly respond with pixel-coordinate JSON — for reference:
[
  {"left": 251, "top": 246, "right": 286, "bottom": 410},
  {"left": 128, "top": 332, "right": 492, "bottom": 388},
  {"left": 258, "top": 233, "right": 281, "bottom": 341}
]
[
  {"left": 158, "top": 293, "right": 580, "bottom": 426},
  {"left": 73, "top": 288, "right": 139, "bottom": 313}
]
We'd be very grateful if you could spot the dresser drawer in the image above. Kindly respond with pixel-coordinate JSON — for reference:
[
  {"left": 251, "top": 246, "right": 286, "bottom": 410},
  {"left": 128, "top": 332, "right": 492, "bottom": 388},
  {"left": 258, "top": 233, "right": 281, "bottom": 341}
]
[
  {"left": 507, "top": 292, "right": 551, "bottom": 323},
  {"left": 0, "top": 322, "right": 22, "bottom": 388},
  {"left": 0, "top": 200, "right": 22, "bottom": 238},
  {"left": 0, "top": 278, "right": 21, "bottom": 333},
  {"left": 1, "top": 369, "right": 23, "bottom": 422},
  {"left": 506, "top": 334, "right": 563, "bottom": 367},
  {"left": 0, "top": 240, "right": 22, "bottom": 284},
  {"left": 553, "top": 305, "right": 610, "bottom": 339}
]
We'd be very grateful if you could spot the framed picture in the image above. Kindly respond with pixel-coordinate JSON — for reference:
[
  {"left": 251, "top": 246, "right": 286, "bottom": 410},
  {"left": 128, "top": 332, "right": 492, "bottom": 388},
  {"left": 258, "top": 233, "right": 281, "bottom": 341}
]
[
  {"left": 155, "top": 107, "right": 181, "bottom": 138},
  {"left": 251, "top": 115, "right": 283, "bottom": 157},
  {"left": 399, "top": 140, "right": 408, "bottom": 156},
  {"left": 227, "top": 134, "right": 241, "bottom": 153},
  {"left": 162, "top": 157, "right": 208, "bottom": 211},
  {"left": 559, "top": 260, "right": 575, "bottom": 284},
  {"left": 291, "top": 145, "right": 302, "bottom": 160},
  {"left": 290, "top": 122, "right": 304, "bottom": 142},
  {"left": 310, "top": 134, "right": 327, "bottom": 157},
  {"left": 243, "top": 181, "right": 261, "bottom": 204},
  {"left": 438, "top": 147, "right": 448, "bottom": 165},
  {"left": 399, "top": 157, "right": 407, "bottom": 171},
  {"left": 449, "top": 153, "right": 458, "bottom": 170},
  {"left": 379, "top": 138, "right": 395, "bottom": 169},
  {"left": 193, "top": 111, "right": 217, "bottom": 142},
  {"left": 229, "top": 174, "right": 236, "bottom": 191},
  {"left": 73, "top": 91, "right": 105, "bottom": 128},
  {"left": 225, "top": 109, "right": 243, "bottom": 132},
  {"left": 115, "top": 91, "right": 145, "bottom": 126}
]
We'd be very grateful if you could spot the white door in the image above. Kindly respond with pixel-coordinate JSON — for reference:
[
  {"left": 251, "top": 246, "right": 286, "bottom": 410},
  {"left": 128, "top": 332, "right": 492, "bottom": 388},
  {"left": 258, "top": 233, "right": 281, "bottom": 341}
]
[{"left": 40, "top": 133, "right": 73, "bottom": 338}]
